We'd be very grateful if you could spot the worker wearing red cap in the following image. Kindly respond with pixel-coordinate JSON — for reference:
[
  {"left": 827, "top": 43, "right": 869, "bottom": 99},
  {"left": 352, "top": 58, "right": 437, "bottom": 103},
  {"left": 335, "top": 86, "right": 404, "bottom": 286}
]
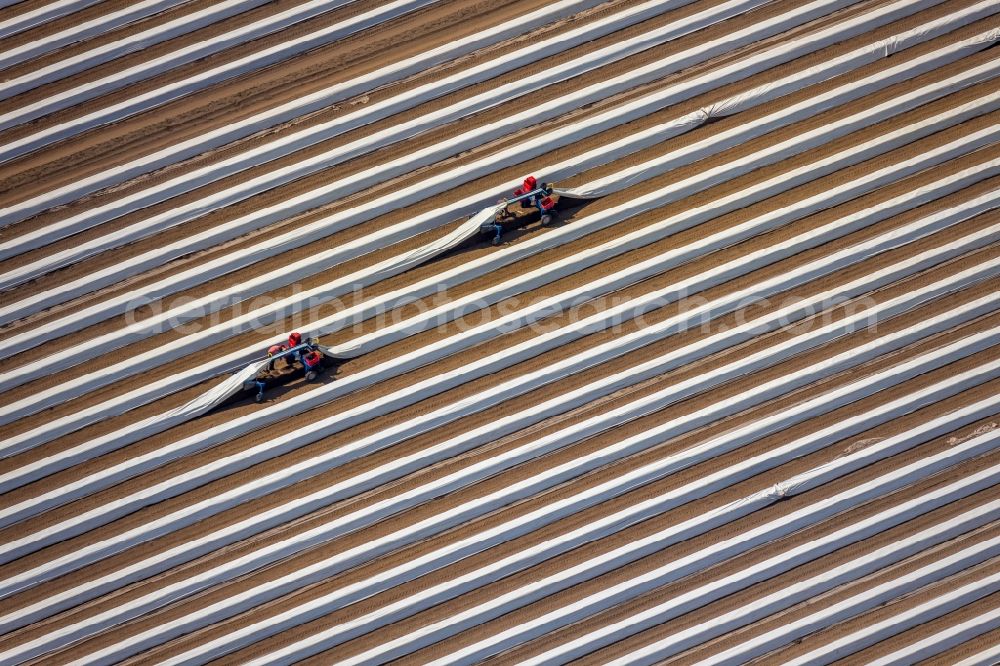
[
  {"left": 255, "top": 343, "right": 287, "bottom": 402},
  {"left": 263, "top": 342, "right": 288, "bottom": 372}
]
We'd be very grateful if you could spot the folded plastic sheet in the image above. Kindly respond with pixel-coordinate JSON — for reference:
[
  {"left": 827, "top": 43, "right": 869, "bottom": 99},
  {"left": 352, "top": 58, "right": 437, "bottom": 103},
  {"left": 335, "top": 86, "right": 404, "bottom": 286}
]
[
  {"left": 0, "top": 210, "right": 493, "bottom": 440},
  {"left": 323, "top": 209, "right": 499, "bottom": 356},
  {"left": 165, "top": 360, "right": 268, "bottom": 419},
  {"left": 0, "top": 0, "right": 190, "bottom": 72},
  {"left": 15, "top": 202, "right": 983, "bottom": 519},
  {"left": 8, "top": 250, "right": 989, "bottom": 580},
  {"left": 0, "top": 0, "right": 965, "bottom": 347},
  {"left": 13, "top": 226, "right": 995, "bottom": 600},
  {"left": 0, "top": 0, "right": 770, "bottom": 287}
]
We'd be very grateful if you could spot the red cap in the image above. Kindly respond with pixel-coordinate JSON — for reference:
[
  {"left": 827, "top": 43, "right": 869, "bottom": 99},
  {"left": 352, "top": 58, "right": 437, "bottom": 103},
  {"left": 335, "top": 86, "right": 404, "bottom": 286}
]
[
  {"left": 288, "top": 331, "right": 302, "bottom": 347},
  {"left": 524, "top": 176, "right": 537, "bottom": 189}
]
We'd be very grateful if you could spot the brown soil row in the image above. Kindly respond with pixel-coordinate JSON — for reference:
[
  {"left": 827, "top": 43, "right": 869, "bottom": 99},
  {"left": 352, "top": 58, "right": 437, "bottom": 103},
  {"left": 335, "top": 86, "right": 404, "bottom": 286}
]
[{"left": 7, "top": 0, "right": 321, "bottom": 105}]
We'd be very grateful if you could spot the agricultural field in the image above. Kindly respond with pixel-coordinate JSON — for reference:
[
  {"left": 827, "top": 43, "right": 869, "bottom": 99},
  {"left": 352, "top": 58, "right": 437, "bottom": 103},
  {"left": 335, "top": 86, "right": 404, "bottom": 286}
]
[{"left": 0, "top": 0, "right": 997, "bottom": 663}]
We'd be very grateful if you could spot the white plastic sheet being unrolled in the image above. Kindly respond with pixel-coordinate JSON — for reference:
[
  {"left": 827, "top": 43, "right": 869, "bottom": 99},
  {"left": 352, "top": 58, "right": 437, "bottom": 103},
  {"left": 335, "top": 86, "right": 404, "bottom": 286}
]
[
  {"left": 164, "top": 360, "right": 268, "bottom": 422},
  {"left": 149, "top": 336, "right": 383, "bottom": 424}
]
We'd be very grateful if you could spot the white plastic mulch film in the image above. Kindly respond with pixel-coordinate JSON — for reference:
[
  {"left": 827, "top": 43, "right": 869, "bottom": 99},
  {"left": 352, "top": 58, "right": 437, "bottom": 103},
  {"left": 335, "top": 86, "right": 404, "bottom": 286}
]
[
  {"left": 0, "top": 0, "right": 957, "bottom": 318},
  {"left": 3, "top": 0, "right": 1000, "bottom": 660},
  {"left": 2, "top": 7, "right": 997, "bottom": 459}
]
